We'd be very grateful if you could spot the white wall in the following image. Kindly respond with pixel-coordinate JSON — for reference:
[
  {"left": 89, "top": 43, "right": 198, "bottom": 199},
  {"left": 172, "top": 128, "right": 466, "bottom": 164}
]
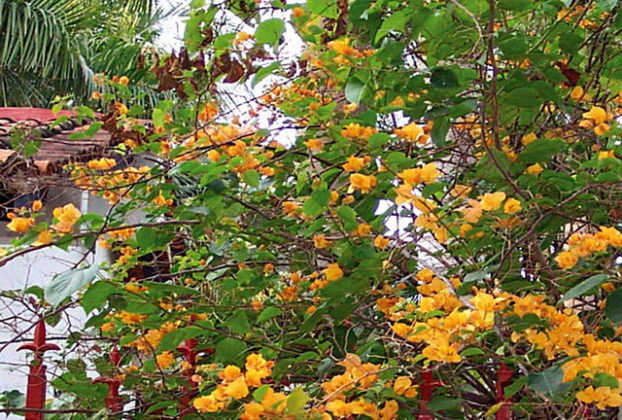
[{"left": 0, "top": 186, "right": 110, "bottom": 416}]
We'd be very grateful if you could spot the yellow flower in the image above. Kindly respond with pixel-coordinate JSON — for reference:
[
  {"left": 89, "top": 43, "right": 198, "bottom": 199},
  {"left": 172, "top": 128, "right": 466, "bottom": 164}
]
[
  {"left": 450, "top": 184, "right": 472, "bottom": 199},
  {"left": 113, "top": 102, "right": 128, "bottom": 115},
  {"left": 526, "top": 163, "right": 544, "bottom": 175},
  {"left": 460, "top": 199, "right": 483, "bottom": 223},
  {"left": 342, "top": 155, "right": 365, "bottom": 172},
  {"left": 582, "top": 106, "right": 608, "bottom": 124},
  {"left": 393, "top": 376, "right": 412, "bottom": 395},
  {"left": 52, "top": 203, "right": 81, "bottom": 233},
  {"left": 521, "top": 133, "right": 537, "bottom": 146},
  {"left": 233, "top": 31, "right": 253, "bottom": 46},
  {"left": 7, "top": 217, "right": 35, "bottom": 233},
  {"left": 313, "top": 234, "right": 333, "bottom": 249},
  {"left": 198, "top": 103, "right": 218, "bottom": 122},
  {"left": 119, "top": 76, "right": 129, "bottom": 86},
  {"left": 599, "top": 150, "right": 615, "bottom": 160},
  {"left": 394, "top": 122, "right": 424, "bottom": 143},
  {"left": 304, "top": 138, "right": 324, "bottom": 150},
  {"left": 282, "top": 201, "right": 301, "bottom": 216},
  {"left": 292, "top": 6, "right": 305, "bottom": 17},
  {"left": 324, "top": 263, "right": 343, "bottom": 281},
  {"left": 420, "top": 163, "right": 439, "bottom": 184},
  {"left": 503, "top": 198, "right": 521, "bottom": 214},
  {"left": 326, "top": 400, "right": 352, "bottom": 417},
  {"left": 555, "top": 251, "right": 578, "bottom": 269},
  {"left": 327, "top": 38, "right": 358, "bottom": 56},
  {"left": 87, "top": 158, "right": 117, "bottom": 170},
  {"left": 31, "top": 200, "right": 43, "bottom": 211},
  {"left": 480, "top": 192, "right": 506, "bottom": 211},
  {"left": 576, "top": 386, "right": 622, "bottom": 410},
  {"left": 341, "top": 123, "right": 375, "bottom": 139},
  {"left": 594, "top": 123, "right": 611, "bottom": 136},
  {"left": 374, "top": 235, "right": 390, "bottom": 249},
  {"left": 193, "top": 395, "right": 223, "bottom": 412},
  {"left": 422, "top": 338, "right": 462, "bottom": 363},
  {"left": 156, "top": 351, "right": 175, "bottom": 370},
  {"left": 242, "top": 402, "right": 264, "bottom": 420},
  {"left": 343, "top": 102, "right": 358, "bottom": 113},
  {"left": 119, "top": 311, "right": 147, "bottom": 325},
  {"left": 33, "top": 230, "right": 53, "bottom": 246},
  {"left": 224, "top": 376, "right": 249, "bottom": 399},
  {"left": 397, "top": 168, "right": 422, "bottom": 185},
  {"left": 352, "top": 223, "right": 371, "bottom": 236},
  {"left": 219, "top": 365, "right": 243, "bottom": 381},
  {"left": 349, "top": 173, "right": 377, "bottom": 193}
]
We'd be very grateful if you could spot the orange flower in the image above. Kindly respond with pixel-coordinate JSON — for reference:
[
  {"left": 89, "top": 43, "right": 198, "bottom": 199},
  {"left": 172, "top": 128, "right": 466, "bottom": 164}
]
[
  {"left": 555, "top": 251, "right": 578, "bottom": 269},
  {"left": 324, "top": 263, "right": 343, "bottom": 281},
  {"left": 374, "top": 235, "right": 390, "bottom": 249},
  {"left": 313, "top": 234, "right": 333, "bottom": 249},
  {"left": 480, "top": 192, "right": 506, "bottom": 211},
  {"left": 7, "top": 217, "right": 35, "bottom": 233},
  {"left": 526, "top": 163, "right": 544, "bottom": 175},
  {"left": 304, "top": 139, "right": 324, "bottom": 150},
  {"left": 350, "top": 173, "right": 377, "bottom": 193},
  {"left": 342, "top": 155, "right": 365, "bottom": 172},
  {"left": 503, "top": 198, "right": 521, "bottom": 214},
  {"left": 33, "top": 230, "right": 53, "bottom": 246},
  {"left": 394, "top": 122, "right": 423, "bottom": 142},
  {"left": 156, "top": 351, "right": 175, "bottom": 370}
]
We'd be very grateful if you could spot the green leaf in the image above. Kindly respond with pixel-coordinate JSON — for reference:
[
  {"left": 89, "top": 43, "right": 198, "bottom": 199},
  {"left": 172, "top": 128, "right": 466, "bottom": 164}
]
[
  {"left": 502, "top": 87, "right": 542, "bottom": 108},
  {"left": 345, "top": 80, "right": 365, "bottom": 104},
  {"left": 561, "top": 274, "right": 608, "bottom": 301},
  {"left": 81, "top": 282, "right": 119, "bottom": 313},
  {"left": 375, "top": 11, "right": 408, "bottom": 43},
  {"left": 498, "top": 0, "right": 531, "bottom": 11},
  {"left": 254, "top": 385, "right": 270, "bottom": 402},
  {"left": 136, "top": 227, "right": 173, "bottom": 251},
  {"left": 152, "top": 108, "right": 167, "bottom": 128},
  {"left": 45, "top": 265, "right": 99, "bottom": 306},
  {"left": 306, "top": 0, "right": 338, "bottom": 19},
  {"left": 303, "top": 189, "right": 331, "bottom": 217},
  {"left": 605, "top": 288, "right": 622, "bottom": 325},
  {"left": 527, "top": 365, "right": 564, "bottom": 397},
  {"left": 369, "top": 133, "right": 391, "bottom": 148},
  {"left": 226, "top": 310, "right": 250, "bottom": 335},
  {"left": 252, "top": 62, "right": 281, "bottom": 87},
  {"left": 431, "top": 116, "right": 450, "bottom": 147},
  {"left": 504, "top": 377, "right": 527, "bottom": 398},
  {"left": 158, "top": 326, "right": 204, "bottom": 351},
  {"left": 597, "top": 0, "right": 617, "bottom": 11},
  {"left": 428, "top": 396, "right": 462, "bottom": 412},
  {"left": 286, "top": 388, "right": 309, "bottom": 415},
  {"left": 255, "top": 19, "right": 285, "bottom": 46},
  {"left": 520, "top": 139, "right": 564, "bottom": 164},
  {"left": 431, "top": 68, "right": 459, "bottom": 89},
  {"left": 593, "top": 372, "right": 619, "bottom": 388},
  {"left": 243, "top": 170, "right": 260, "bottom": 187},
  {"left": 257, "top": 306, "right": 283, "bottom": 322},
  {"left": 463, "top": 271, "right": 487, "bottom": 283},
  {"left": 215, "top": 338, "right": 247, "bottom": 364},
  {"left": 336, "top": 206, "right": 358, "bottom": 231}
]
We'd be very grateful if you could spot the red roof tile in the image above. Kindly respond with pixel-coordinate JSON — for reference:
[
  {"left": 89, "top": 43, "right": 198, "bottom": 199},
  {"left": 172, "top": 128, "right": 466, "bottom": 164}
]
[{"left": 0, "top": 108, "right": 116, "bottom": 175}]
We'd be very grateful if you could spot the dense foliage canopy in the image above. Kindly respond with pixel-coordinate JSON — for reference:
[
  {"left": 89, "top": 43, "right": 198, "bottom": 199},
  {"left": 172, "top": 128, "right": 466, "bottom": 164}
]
[
  {"left": 0, "top": 0, "right": 175, "bottom": 107},
  {"left": 3, "top": 0, "right": 622, "bottom": 418}
]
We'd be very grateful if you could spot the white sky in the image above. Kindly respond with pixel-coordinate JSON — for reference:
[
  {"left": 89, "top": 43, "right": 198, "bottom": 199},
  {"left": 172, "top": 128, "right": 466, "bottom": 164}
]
[{"left": 156, "top": 0, "right": 186, "bottom": 50}]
